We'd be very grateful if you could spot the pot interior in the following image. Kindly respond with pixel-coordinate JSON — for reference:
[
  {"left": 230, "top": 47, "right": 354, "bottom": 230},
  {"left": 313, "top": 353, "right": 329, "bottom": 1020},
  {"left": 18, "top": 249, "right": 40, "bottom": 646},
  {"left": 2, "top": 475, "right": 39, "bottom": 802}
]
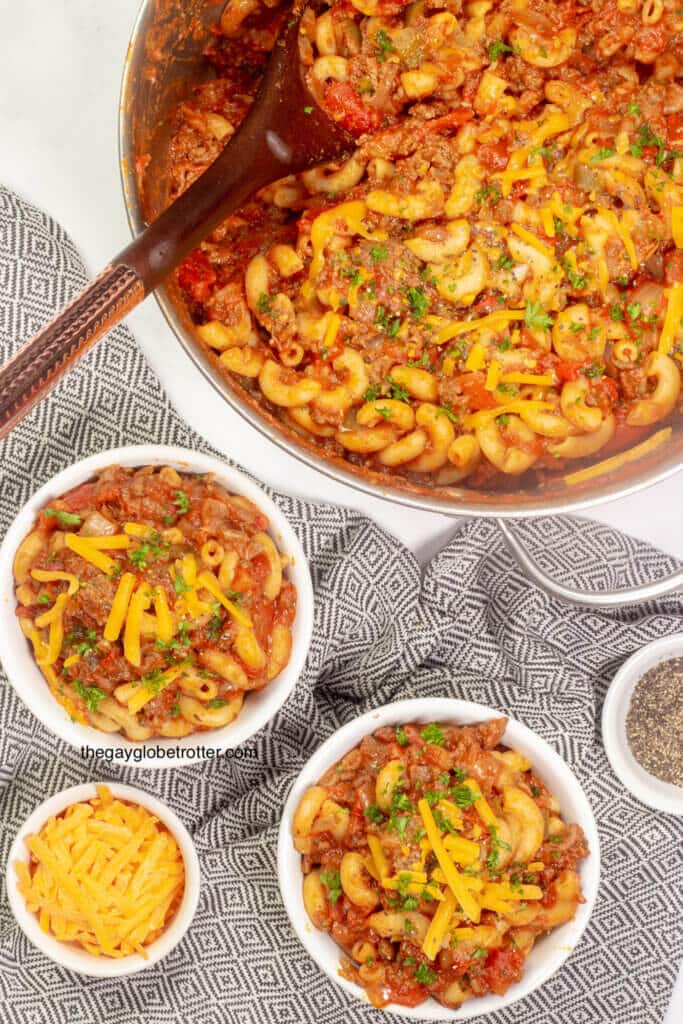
[{"left": 119, "top": 0, "right": 683, "bottom": 517}]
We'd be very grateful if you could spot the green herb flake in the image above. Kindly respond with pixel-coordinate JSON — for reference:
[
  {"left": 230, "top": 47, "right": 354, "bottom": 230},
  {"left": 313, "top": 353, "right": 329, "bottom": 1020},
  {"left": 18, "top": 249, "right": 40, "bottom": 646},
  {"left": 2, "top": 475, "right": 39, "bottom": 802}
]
[
  {"left": 44, "top": 509, "right": 83, "bottom": 528},
  {"left": 71, "top": 680, "right": 106, "bottom": 713},
  {"left": 524, "top": 299, "right": 553, "bottom": 331},
  {"left": 320, "top": 869, "right": 343, "bottom": 904},
  {"left": 421, "top": 723, "right": 445, "bottom": 746}
]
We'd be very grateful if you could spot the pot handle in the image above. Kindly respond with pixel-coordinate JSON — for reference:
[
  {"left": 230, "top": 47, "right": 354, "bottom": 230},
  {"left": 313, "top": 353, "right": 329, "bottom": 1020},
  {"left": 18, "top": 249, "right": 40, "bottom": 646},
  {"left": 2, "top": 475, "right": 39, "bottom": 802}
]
[{"left": 497, "top": 520, "right": 683, "bottom": 607}]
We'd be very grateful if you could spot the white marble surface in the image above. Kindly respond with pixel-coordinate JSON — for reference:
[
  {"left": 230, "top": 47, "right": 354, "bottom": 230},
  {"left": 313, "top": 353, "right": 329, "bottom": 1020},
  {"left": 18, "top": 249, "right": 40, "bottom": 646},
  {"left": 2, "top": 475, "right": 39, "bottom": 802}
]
[{"left": 0, "top": 1, "right": 681, "bottom": 1016}]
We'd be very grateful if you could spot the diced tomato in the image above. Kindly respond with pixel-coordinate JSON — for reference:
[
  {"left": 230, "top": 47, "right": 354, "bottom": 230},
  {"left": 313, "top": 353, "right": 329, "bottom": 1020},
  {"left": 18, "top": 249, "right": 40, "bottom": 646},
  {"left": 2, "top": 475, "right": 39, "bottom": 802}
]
[
  {"left": 477, "top": 141, "right": 509, "bottom": 172},
  {"left": 324, "top": 83, "right": 380, "bottom": 137},
  {"left": 177, "top": 249, "right": 217, "bottom": 304},
  {"left": 61, "top": 482, "right": 97, "bottom": 512},
  {"left": 555, "top": 359, "right": 583, "bottom": 382},
  {"left": 458, "top": 372, "right": 499, "bottom": 410},
  {"left": 592, "top": 375, "right": 619, "bottom": 407},
  {"left": 484, "top": 948, "right": 525, "bottom": 996},
  {"left": 420, "top": 108, "right": 474, "bottom": 136},
  {"left": 665, "top": 250, "right": 683, "bottom": 285},
  {"left": 667, "top": 113, "right": 683, "bottom": 147}
]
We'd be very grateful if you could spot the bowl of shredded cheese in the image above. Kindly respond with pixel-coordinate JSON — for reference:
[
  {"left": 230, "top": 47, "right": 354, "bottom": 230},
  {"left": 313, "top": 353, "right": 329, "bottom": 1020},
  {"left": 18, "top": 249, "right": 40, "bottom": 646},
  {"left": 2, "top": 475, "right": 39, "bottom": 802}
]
[{"left": 6, "top": 782, "right": 200, "bottom": 976}]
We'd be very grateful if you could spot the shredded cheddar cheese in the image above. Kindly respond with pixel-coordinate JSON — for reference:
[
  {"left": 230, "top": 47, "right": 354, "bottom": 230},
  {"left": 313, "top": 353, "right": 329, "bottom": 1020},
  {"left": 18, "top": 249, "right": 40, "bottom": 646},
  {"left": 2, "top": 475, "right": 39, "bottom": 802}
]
[
  {"left": 104, "top": 572, "right": 136, "bottom": 643},
  {"left": 64, "top": 534, "right": 117, "bottom": 575},
  {"left": 197, "top": 570, "right": 252, "bottom": 628},
  {"left": 30, "top": 570, "right": 80, "bottom": 595},
  {"left": 672, "top": 206, "right": 683, "bottom": 248},
  {"left": 367, "top": 834, "right": 389, "bottom": 880},
  {"left": 564, "top": 427, "right": 672, "bottom": 485},
  {"left": 658, "top": 282, "right": 683, "bottom": 354},
  {"left": 15, "top": 784, "right": 184, "bottom": 958},
  {"left": 422, "top": 889, "right": 458, "bottom": 960},
  {"left": 418, "top": 798, "right": 481, "bottom": 922},
  {"left": 123, "top": 586, "right": 152, "bottom": 667}
]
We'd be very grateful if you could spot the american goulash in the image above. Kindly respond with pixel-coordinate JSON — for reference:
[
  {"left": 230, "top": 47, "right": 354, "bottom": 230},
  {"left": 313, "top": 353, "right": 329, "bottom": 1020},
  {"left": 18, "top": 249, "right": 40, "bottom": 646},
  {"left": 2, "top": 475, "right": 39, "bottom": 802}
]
[
  {"left": 15, "top": 785, "right": 184, "bottom": 958},
  {"left": 292, "top": 718, "right": 588, "bottom": 1010},
  {"left": 168, "top": 0, "right": 683, "bottom": 492},
  {"left": 12, "top": 465, "right": 297, "bottom": 739}
]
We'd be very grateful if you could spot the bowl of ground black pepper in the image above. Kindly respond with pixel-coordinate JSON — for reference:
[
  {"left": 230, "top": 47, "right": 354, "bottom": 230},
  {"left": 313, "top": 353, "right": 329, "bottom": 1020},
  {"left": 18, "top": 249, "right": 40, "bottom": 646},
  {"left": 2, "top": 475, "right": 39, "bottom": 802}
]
[{"left": 602, "top": 635, "right": 683, "bottom": 816}]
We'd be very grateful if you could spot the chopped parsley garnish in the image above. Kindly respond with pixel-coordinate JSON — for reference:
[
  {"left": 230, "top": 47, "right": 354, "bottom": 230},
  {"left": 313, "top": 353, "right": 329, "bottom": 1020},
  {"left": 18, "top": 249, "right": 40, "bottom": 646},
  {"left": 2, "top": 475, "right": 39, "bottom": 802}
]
[
  {"left": 486, "top": 823, "right": 512, "bottom": 873},
  {"left": 396, "top": 725, "right": 409, "bottom": 746},
  {"left": 207, "top": 602, "right": 224, "bottom": 639},
  {"left": 170, "top": 703, "right": 181, "bottom": 718},
  {"left": 406, "top": 286, "right": 429, "bottom": 320},
  {"left": 44, "top": 509, "right": 83, "bottom": 527},
  {"left": 173, "top": 490, "right": 190, "bottom": 515},
  {"left": 590, "top": 147, "right": 615, "bottom": 162},
  {"left": 67, "top": 628, "right": 98, "bottom": 657},
  {"left": 407, "top": 351, "right": 433, "bottom": 370},
  {"left": 524, "top": 299, "right": 553, "bottom": 331},
  {"left": 173, "top": 574, "right": 192, "bottom": 595},
  {"left": 414, "top": 963, "right": 437, "bottom": 986},
  {"left": 627, "top": 102, "right": 641, "bottom": 116},
  {"left": 37, "top": 593, "right": 51, "bottom": 606},
  {"left": 71, "top": 680, "right": 106, "bottom": 713},
  {"left": 375, "top": 305, "right": 401, "bottom": 336},
  {"left": 421, "top": 723, "right": 445, "bottom": 746},
  {"left": 497, "top": 413, "right": 510, "bottom": 426},
  {"left": 139, "top": 668, "right": 166, "bottom": 696},
  {"left": 256, "top": 292, "right": 272, "bottom": 315},
  {"left": 303, "top": 105, "right": 313, "bottom": 114},
  {"left": 450, "top": 784, "right": 478, "bottom": 809},
  {"left": 364, "top": 803, "right": 384, "bottom": 823},
  {"left": 375, "top": 28, "right": 394, "bottom": 62},
  {"left": 472, "top": 947, "right": 488, "bottom": 959},
  {"left": 530, "top": 783, "right": 541, "bottom": 797},
  {"left": 494, "top": 253, "right": 514, "bottom": 271},
  {"left": 370, "top": 244, "right": 388, "bottom": 263},
  {"left": 610, "top": 304, "right": 624, "bottom": 322},
  {"left": 475, "top": 183, "right": 502, "bottom": 206},
  {"left": 436, "top": 403, "right": 458, "bottom": 423},
  {"left": 488, "top": 39, "right": 513, "bottom": 62},
  {"left": 385, "top": 377, "right": 411, "bottom": 402},
  {"left": 629, "top": 122, "right": 680, "bottom": 166},
  {"left": 363, "top": 383, "right": 381, "bottom": 403},
  {"left": 563, "top": 261, "right": 588, "bottom": 290},
  {"left": 627, "top": 301, "right": 642, "bottom": 322},
  {"left": 320, "top": 869, "right": 342, "bottom": 904},
  {"left": 206, "top": 698, "right": 230, "bottom": 709}
]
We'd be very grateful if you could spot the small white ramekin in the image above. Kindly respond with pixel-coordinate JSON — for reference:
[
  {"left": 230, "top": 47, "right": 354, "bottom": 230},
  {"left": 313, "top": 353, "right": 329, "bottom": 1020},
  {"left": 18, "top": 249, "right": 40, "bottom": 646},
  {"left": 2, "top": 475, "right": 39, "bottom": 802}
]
[
  {"left": 278, "top": 698, "right": 600, "bottom": 1021},
  {"left": 602, "top": 634, "right": 683, "bottom": 816},
  {"left": 6, "top": 782, "right": 200, "bottom": 976},
  {"left": 0, "top": 445, "right": 314, "bottom": 767}
]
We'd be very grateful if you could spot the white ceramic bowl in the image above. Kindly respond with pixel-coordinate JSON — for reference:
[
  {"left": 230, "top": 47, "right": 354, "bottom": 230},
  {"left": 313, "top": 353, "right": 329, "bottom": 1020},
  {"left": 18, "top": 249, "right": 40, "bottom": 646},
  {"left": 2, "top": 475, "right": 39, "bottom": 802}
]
[
  {"left": 602, "top": 634, "right": 683, "bottom": 816},
  {"left": 278, "top": 698, "right": 600, "bottom": 1021},
  {"left": 6, "top": 781, "right": 200, "bottom": 976},
  {"left": 0, "top": 445, "right": 313, "bottom": 767}
]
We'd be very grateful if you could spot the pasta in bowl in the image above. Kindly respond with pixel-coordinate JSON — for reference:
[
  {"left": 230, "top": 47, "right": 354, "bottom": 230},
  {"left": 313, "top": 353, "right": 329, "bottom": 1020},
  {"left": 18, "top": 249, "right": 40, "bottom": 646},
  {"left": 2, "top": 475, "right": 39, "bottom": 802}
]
[
  {"left": 156, "top": 0, "right": 683, "bottom": 498},
  {"left": 278, "top": 699, "right": 599, "bottom": 1019},
  {"left": 0, "top": 446, "right": 313, "bottom": 766}
]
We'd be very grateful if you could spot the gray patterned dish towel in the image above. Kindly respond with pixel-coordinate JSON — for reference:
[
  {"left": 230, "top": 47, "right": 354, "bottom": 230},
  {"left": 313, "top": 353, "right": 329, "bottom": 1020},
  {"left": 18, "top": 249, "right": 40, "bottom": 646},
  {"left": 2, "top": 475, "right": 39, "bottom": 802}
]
[{"left": 0, "top": 185, "right": 681, "bottom": 1024}]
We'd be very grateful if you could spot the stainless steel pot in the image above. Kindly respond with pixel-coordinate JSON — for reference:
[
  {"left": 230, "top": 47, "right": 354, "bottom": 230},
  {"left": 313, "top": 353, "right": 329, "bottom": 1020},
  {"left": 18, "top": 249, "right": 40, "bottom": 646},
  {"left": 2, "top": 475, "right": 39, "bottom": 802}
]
[{"left": 119, "top": 0, "right": 683, "bottom": 605}]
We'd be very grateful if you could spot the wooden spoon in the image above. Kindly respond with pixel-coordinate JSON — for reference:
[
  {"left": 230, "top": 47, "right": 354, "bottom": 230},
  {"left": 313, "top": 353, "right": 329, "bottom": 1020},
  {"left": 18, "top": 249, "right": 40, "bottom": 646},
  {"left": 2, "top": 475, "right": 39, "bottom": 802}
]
[{"left": 0, "top": 4, "right": 354, "bottom": 438}]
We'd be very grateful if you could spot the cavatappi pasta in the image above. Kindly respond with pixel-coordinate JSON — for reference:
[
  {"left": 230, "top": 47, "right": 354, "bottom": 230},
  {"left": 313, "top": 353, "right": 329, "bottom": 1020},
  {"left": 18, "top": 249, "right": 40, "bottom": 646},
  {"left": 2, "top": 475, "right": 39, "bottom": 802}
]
[
  {"left": 292, "top": 718, "right": 588, "bottom": 1010},
  {"left": 169, "top": 0, "right": 683, "bottom": 490},
  {"left": 12, "top": 465, "right": 296, "bottom": 739},
  {"left": 15, "top": 785, "right": 184, "bottom": 958}
]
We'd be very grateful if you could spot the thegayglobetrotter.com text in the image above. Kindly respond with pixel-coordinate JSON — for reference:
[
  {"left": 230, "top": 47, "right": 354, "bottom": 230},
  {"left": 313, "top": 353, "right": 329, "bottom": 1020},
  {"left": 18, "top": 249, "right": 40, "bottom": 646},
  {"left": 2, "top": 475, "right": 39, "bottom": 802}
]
[{"left": 79, "top": 745, "right": 258, "bottom": 764}]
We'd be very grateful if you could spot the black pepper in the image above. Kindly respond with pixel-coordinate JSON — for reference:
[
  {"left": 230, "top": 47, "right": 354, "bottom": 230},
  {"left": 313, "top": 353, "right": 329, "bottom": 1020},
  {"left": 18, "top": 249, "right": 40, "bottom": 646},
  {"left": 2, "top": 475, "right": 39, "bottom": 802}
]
[{"left": 625, "top": 657, "right": 683, "bottom": 787}]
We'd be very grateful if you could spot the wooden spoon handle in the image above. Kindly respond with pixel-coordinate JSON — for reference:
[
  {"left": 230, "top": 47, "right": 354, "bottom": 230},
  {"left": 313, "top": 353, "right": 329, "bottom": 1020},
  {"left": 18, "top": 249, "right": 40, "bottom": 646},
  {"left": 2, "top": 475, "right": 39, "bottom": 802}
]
[{"left": 0, "top": 263, "right": 144, "bottom": 437}]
